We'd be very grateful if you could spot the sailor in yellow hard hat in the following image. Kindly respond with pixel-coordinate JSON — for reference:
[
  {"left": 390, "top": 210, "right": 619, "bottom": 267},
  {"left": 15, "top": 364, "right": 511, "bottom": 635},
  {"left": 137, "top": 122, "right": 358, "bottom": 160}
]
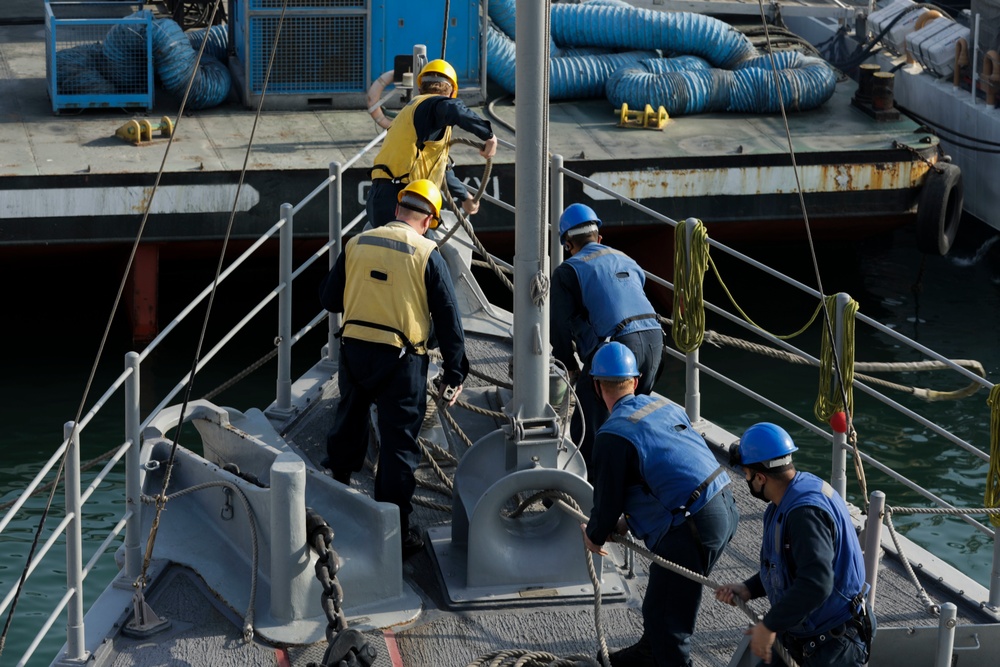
[
  {"left": 367, "top": 59, "right": 497, "bottom": 228},
  {"left": 320, "top": 178, "right": 468, "bottom": 560}
]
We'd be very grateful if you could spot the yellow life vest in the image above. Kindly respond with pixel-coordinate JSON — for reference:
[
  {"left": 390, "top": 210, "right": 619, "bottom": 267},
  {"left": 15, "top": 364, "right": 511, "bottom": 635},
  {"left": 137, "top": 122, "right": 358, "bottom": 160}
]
[
  {"left": 341, "top": 222, "right": 436, "bottom": 354},
  {"left": 370, "top": 95, "right": 452, "bottom": 188}
]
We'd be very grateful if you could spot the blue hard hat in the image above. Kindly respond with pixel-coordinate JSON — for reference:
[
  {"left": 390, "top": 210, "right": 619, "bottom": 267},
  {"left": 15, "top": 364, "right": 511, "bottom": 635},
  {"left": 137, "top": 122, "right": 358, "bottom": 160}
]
[
  {"left": 590, "top": 342, "right": 639, "bottom": 380},
  {"left": 734, "top": 422, "right": 798, "bottom": 468},
  {"left": 559, "top": 203, "right": 602, "bottom": 242}
]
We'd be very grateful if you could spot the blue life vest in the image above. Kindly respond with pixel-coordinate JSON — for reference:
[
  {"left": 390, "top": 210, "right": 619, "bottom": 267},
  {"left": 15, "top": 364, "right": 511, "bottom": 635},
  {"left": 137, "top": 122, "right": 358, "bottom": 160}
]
[
  {"left": 564, "top": 243, "right": 659, "bottom": 359},
  {"left": 759, "top": 471, "right": 867, "bottom": 636},
  {"left": 600, "top": 394, "right": 729, "bottom": 550}
]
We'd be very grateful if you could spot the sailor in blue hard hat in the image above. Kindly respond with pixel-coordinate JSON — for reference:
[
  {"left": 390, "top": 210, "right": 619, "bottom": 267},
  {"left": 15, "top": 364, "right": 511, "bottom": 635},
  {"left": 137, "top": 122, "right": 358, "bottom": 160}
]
[
  {"left": 583, "top": 342, "right": 739, "bottom": 667},
  {"left": 551, "top": 203, "right": 665, "bottom": 470},
  {"left": 716, "top": 423, "right": 875, "bottom": 667}
]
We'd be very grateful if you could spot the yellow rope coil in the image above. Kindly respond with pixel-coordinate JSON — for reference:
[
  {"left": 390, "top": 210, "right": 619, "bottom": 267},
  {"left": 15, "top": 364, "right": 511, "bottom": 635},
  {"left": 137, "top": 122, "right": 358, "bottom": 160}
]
[
  {"left": 814, "top": 294, "right": 858, "bottom": 423},
  {"left": 986, "top": 384, "right": 1000, "bottom": 528},
  {"left": 671, "top": 219, "right": 709, "bottom": 352}
]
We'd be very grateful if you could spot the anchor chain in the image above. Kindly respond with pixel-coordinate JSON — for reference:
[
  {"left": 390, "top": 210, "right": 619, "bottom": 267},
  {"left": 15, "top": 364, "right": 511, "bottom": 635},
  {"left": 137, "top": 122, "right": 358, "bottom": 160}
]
[{"left": 305, "top": 508, "right": 377, "bottom": 667}]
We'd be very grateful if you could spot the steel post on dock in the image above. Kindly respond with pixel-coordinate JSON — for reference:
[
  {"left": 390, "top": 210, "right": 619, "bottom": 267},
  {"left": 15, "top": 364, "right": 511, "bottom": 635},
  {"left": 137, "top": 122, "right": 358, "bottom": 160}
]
[
  {"left": 124, "top": 352, "right": 142, "bottom": 580},
  {"left": 683, "top": 219, "right": 700, "bottom": 423},
  {"left": 990, "top": 529, "right": 1000, "bottom": 610},
  {"left": 510, "top": 0, "right": 550, "bottom": 424},
  {"left": 63, "top": 421, "right": 86, "bottom": 661},
  {"left": 830, "top": 292, "right": 851, "bottom": 500},
  {"left": 863, "top": 490, "right": 885, "bottom": 613},
  {"left": 275, "top": 203, "right": 293, "bottom": 414},
  {"left": 326, "top": 162, "right": 343, "bottom": 368},
  {"left": 934, "top": 602, "right": 958, "bottom": 667},
  {"left": 550, "top": 154, "right": 564, "bottom": 268}
]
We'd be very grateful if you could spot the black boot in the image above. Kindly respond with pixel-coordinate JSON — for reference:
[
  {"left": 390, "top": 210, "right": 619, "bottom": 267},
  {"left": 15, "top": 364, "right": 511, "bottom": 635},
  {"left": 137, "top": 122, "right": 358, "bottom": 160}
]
[
  {"left": 606, "top": 635, "right": 655, "bottom": 667},
  {"left": 400, "top": 516, "right": 424, "bottom": 560}
]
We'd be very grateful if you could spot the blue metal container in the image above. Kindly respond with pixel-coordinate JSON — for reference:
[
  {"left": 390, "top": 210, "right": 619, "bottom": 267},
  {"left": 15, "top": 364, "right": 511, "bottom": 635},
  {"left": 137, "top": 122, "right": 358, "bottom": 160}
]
[
  {"left": 44, "top": 2, "right": 154, "bottom": 113},
  {"left": 370, "top": 0, "right": 483, "bottom": 94},
  {"left": 229, "top": 0, "right": 483, "bottom": 109}
]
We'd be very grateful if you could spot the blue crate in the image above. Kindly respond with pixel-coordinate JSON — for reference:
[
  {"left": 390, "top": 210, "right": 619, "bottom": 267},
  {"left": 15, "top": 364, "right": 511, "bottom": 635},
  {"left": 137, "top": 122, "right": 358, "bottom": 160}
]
[
  {"left": 230, "top": 0, "right": 369, "bottom": 108},
  {"left": 45, "top": 2, "right": 154, "bottom": 113}
]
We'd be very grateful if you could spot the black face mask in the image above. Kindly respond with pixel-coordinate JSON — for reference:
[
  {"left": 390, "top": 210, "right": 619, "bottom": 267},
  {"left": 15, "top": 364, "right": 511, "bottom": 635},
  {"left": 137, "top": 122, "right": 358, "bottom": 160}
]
[{"left": 747, "top": 473, "right": 768, "bottom": 502}]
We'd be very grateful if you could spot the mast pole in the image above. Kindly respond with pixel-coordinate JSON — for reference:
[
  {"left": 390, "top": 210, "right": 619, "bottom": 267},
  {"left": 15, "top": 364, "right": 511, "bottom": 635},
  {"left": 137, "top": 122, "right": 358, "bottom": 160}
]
[{"left": 511, "top": 0, "right": 550, "bottom": 422}]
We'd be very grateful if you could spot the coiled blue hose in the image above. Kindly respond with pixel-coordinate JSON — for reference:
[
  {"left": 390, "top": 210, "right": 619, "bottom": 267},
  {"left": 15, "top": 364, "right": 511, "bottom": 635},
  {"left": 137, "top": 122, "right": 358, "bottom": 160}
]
[
  {"left": 487, "top": 0, "right": 837, "bottom": 115},
  {"left": 187, "top": 25, "right": 229, "bottom": 63},
  {"left": 57, "top": 44, "right": 117, "bottom": 95},
  {"left": 606, "top": 51, "right": 837, "bottom": 115},
  {"left": 487, "top": 24, "right": 658, "bottom": 99},
  {"left": 152, "top": 18, "right": 231, "bottom": 110},
  {"left": 102, "top": 10, "right": 152, "bottom": 91}
]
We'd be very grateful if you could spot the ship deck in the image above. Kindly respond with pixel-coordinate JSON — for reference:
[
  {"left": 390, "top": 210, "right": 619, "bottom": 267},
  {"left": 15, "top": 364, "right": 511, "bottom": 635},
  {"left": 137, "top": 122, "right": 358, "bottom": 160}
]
[{"left": 92, "top": 324, "right": 1000, "bottom": 667}]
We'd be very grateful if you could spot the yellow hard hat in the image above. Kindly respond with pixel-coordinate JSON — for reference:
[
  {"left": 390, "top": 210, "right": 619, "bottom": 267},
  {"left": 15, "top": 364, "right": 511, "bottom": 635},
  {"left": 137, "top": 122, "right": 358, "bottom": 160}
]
[
  {"left": 417, "top": 59, "right": 458, "bottom": 98},
  {"left": 398, "top": 179, "right": 443, "bottom": 226}
]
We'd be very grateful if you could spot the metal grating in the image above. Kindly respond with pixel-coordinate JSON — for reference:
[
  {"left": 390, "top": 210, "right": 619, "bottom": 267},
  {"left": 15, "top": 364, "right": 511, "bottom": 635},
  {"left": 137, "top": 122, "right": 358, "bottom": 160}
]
[
  {"left": 249, "top": 0, "right": 366, "bottom": 9},
  {"left": 248, "top": 15, "right": 366, "bottom": 94},
  {"left": 45, "top": 2, "right": 153, "bottom": 112}
]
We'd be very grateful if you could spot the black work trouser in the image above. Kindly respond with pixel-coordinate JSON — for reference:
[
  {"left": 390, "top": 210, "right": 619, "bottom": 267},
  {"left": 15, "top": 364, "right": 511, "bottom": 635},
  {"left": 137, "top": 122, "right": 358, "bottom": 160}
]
[
  {"left": 326, "top": 339, "right": 428, "bottom": 530},
  {"left": 366, "top": 179, "right": 406, "bottom": 229}
]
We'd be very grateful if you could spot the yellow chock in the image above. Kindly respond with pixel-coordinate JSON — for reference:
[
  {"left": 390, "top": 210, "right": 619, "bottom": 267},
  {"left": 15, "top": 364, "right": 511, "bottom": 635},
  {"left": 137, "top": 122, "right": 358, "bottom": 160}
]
[
  {"left": 617, "top": 103, "right": 669, "bottom": 130},
  {"left": 115, "top": 116, "right": 174, "bottom": 145}
]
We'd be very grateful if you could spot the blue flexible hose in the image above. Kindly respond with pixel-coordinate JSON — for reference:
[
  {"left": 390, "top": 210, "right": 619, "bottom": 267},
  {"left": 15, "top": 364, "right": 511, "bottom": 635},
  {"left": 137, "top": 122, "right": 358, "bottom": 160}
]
[
  {"left": 487, "top": 0, "right": 837, "bottom": 115},
  {"left": 152, "top": 18, "right": 232, "bottom": 110},
  {"left": 487, "top": 24, "right": 658, "bottom": 99},
  {"left": 187, "top": 24, "right": 229, "bottom": 64},
  {"left": 102, "top": 10, "right": 152, "bottom": 91}
]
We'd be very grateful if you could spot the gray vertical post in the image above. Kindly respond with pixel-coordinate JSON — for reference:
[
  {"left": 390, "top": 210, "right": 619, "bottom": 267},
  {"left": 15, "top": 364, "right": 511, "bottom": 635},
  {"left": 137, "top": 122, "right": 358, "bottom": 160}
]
[
  {"left": 550, "top": 154, "right": 564, "bottom": 268},
  {"left": 413, "top": 44, "right": 427, "bottom": 79},
  {"left": 863, "top": 490, "right": 885, "bottom": 612},
  {"left": 326, "top": 162, "right": 343, "bottom": 367},
  {"left": 990, "top": 526, "right": 1000, "bottom": 609},
  {"left": 270, "top": 452, "right": 310, "bottom": 620},
  {"left": 934, "top": 602, "right": 957, "bottom": 667},
  {"left": 831, "top": 292, "right": 850, "bottom": 499},
  {"left": 124, "top": 352, "right": 142, "bottom": 580},
  {"left": 276, "top": 203, "right": 293, "bottom": 412},
  {"left": 63, "top": 421, "right": 86, "bottom": 660},
  {"left": 683, "top": 219, "right": 700, "bottom": 422},
  {"left": 510, "top": 0, "right": 550, "bottom": 422}
]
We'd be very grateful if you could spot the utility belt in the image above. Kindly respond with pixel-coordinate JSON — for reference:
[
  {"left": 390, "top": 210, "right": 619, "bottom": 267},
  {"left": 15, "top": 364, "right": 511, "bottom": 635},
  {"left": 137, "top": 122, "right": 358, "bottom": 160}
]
[{"left": 785, "top": 593, "right": 874, "bottom": 657}]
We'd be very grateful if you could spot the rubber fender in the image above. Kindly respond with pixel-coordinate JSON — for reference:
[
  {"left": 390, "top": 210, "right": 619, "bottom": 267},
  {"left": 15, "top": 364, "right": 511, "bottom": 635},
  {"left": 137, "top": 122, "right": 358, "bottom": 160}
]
[{"left": 915, "top": 162, "right": 963, "bottom": 256}]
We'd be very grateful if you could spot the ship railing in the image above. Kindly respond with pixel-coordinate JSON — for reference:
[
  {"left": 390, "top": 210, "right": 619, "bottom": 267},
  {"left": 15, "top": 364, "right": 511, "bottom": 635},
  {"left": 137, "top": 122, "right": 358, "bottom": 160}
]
[
  {"left": 0, "top": 137, "right": 389, "bottom": 665},
  {"left": 4, "top": 132, "right": 997, "bottom": 662},
  {"left": 548, "top": 154, "right": 999, "bottom": 610}
]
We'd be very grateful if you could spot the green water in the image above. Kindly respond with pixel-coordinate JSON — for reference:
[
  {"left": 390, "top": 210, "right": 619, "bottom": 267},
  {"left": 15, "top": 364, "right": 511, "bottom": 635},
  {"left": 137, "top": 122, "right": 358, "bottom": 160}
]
[{"left": 1, "top": 221, "right": 998, "bottom": 665}]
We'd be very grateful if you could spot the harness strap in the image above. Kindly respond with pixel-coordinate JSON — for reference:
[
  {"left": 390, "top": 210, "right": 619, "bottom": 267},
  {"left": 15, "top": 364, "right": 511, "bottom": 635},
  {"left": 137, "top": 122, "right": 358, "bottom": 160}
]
[
  {"left": 340, "top": 319, "right": 422, "bottom": 356},
  {"left": 672, "top": 466, "right": 726, "bottom": 517},
  {"left": 370, "top": 164, "right": 409, "bottom": 184}
]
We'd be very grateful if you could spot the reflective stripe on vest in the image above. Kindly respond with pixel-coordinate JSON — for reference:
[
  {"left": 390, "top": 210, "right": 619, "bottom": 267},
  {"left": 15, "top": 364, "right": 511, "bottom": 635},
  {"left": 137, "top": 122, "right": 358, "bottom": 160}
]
[
  {"left": 341, "top": 222, "right": 435, "bottom": 353},
  {"left": 370, "top": 94, "right": 452, "bottom": 187}
]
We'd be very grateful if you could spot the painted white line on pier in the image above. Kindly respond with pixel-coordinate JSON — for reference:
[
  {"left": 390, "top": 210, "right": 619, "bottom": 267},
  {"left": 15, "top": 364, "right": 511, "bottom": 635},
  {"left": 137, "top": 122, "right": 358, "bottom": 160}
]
[{"left": 0, "top": 185, "right": 260, "bottom": 218}]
